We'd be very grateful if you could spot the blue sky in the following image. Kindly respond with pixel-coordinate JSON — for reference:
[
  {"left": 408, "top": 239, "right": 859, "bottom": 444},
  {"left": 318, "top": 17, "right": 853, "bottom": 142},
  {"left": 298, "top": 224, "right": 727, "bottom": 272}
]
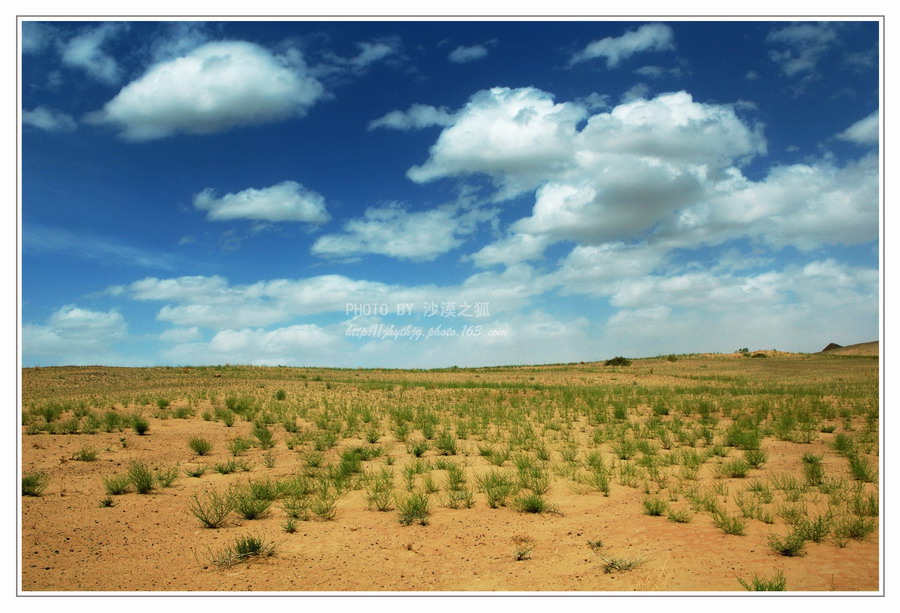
[{"left": 20, "top": 19, "right": 881, "bottom": 368}]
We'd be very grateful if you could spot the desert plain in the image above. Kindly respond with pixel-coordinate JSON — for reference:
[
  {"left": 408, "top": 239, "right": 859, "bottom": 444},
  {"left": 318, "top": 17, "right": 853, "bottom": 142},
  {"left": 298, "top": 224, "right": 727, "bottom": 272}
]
[{"left": 20, "top": 347, "right": 880, "bottom": 592}]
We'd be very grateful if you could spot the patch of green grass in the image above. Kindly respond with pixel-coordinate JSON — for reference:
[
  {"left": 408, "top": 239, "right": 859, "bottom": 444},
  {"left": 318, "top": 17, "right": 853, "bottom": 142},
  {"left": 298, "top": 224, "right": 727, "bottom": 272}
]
[
  {"left": 848, "top": 455, "right": 877, "bottom": 483},
  {"left": 477, "top": 469, "right": 518, "bottom": 508},
  {"left": 768, "top": 531, "right": 807, "bottom": 557},
  {"left": 22, "top": 472, "right": 49, "bottom": 496},
  {"left": 127, "top": 461, "right": 155, "bottom": 494},
  {"left": 396, "top": 490, "right": 431, "bottom": 525},
  {"left": 738, "top": 570, "right": 787, "bottom": 591},
  {"left": 712, "top": 511, "right": 746, "bottom": 535},
  {"left": 155, "top": 465, "right": 179, "bottom": 488},
  {"left": 190, "top": 489, "right": 233, "bottom": 528},
  {"left": 188, "top": 437, "right": 213, "bottom": 456},
  {"left": 184, "top": 465, "right": 207, "bottom": 478},
  {"left": 131, "top": 415, "right": 150, "bottom": 435},
  {"left": 512, "top": 492, "right": 557, "bottom": 514},
  {"left": 642, "top": 496, "right": 668, "bottom": 516},
  {"left": 73, "top": 446, "right": 99, "bottom": 461},
  {"left": 103, "top": 473, "right": 131, "bottom": 495},
  {"left": 209, "top": 534, "right": 276, "bottom": 569},
  {"left": 232, "top": 487, "right": 272, "bottom": 520},
  {"left": 667, "top": 507, "right": 693, "bottom": 523},
  {"left": 598, "top": 554, "right": 643, "bottom": 573}
]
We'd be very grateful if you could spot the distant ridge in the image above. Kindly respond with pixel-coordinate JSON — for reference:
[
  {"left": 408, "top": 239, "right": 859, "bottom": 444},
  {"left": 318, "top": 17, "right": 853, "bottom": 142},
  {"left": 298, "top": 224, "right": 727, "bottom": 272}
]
[{"left": 819, "top": 341, "right": 879, "bottom": 356}]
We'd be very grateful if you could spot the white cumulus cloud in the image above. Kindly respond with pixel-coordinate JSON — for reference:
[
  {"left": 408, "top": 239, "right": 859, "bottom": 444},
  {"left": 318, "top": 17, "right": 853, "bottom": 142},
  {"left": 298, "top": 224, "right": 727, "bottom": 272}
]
[
  {"left": 407, "top": 87, "right": 587, "bottom": 197},
  {"left": 312, "top": 203, "right": 489, "bottom": 261},
  {"left": 23, "top": 305, "right": 127, "bottom": 363},
  {"left": 89, "top": 41, "right": 325, "bottom": 141},
  {"left": 193, "top": 181, "right": 329, "bottom": 224}
]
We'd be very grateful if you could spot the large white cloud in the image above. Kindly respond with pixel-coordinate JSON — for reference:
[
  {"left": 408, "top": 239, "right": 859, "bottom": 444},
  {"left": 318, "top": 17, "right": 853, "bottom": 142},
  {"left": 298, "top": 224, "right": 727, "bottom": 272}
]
[
  {"left": 193, "top": 181, "right": 329, "bottom": 224},
  {"left": 407, "top": 87, "right": 587, "bottom": 197},
  {"left": 89, "top": 41, "right": 325, "bottom": 140},
  {"left": 117, "top": 265, "right": 548, "bottom": 333},
  {"left": 419, "top": 87, "right": 873, "bottom": 266},
  {"left": 571, "top": 23, "right": 675, "bottom": 68},
  {"left": 23, "top": 305, "right": 127, "bottom": 363},
  {"left": 672, "top": 152, "right": 879, "bottom": 250},
  {"left": 600, "top": 259, "right": 878, "bottom": 356}
]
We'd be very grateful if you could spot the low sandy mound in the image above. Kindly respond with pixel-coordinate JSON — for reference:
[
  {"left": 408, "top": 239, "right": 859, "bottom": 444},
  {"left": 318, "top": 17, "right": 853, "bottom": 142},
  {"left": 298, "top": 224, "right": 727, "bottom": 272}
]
[{"left": 820, "top": 341, "right": 879, "bottom": 356}]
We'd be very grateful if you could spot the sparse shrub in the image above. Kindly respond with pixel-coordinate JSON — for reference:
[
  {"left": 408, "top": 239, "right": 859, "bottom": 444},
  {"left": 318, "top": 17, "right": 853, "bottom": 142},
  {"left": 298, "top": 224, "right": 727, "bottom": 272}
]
[
  {"left": 309, "top": 490, "right": 338, "bottom": 521},
  {"left": 22, "top": 472, "right": 48, "bottom": 496},
  {"left": 478, "top": 470, "right": 518, "bottom": 508},
  {"left": 103, "top": 474, "right": 131, "bottom": 495},
  {"left": 712, "top": 511, "right": 746, "bottom": 535},
  {"left": 512, "top": 535, "right": 534, "bottom": 561},
  {"left": 744, "top": 449, "right": 768, "bottom": 469},
  {"left": 99, "top": 497, "right": 114, "bottom": 508},
  {"left": 435, "top": 431, "right": 458, "bottom": 455},
  {"left": 274, "top": 389, "right": 287, "bottom": 401},
  {"left": 768, "top": 531, "right": 807, "bottom": 556},
  {"left": 190, "top": 489, "right": 233, "bottom": 528},
  {"left": 252, "top": 426, "right": 275, "bottom": 449},
  {"left": 188, "top": 437, "right": 213, "bottom": 456},
  {"left": 210, "top": 534, "right": 276, "bottom": 569},
  {"left": 155, "top": 465, "right": 179, "bottom": 488},
  {"left": 796, "top": 512, "right": 833, "bottom": 543},
  {"left": 833, "top": 515, "right": 877, "bottom": 543},
  {"left": 849, "top": 491, "right": 879, "bottom": 517},
  {"left": 214, "top": 459, "right": 239, "bottom": 474},
  {"left": 599, "top": 554, "right": 643, "bottom": 573},
  {"left": 396, "top": 490, "right": 431, "bottom": 525},
  {"left": 73, "top": 446, "right": 99, "bottom": 461},
  {"left": 667, "top": 508, "right": 693, "bottom": 523},
  {"left": 184, "top": 465, "right": 207, "bottom": 478},
  {"left": 738, "top": 570, "right": 787, "bottom": 591},
  {"left": 131, "top": 415, "right": 150, "bottom": 435},
  {"left": 128, "top": 461, "right": 155, "bottom": 494},
  {"left": 406, "top": 439, "right": 429, "bottom": 458},
  {"left": 512, "top": 492, "right": 556, "bottom": 514},
  {"left": 231, "top": 488, "right": 272, "bottom": 520},
  {"left": 717, "top": 458, "right": 750, "bottom": 478},
  {"left": 642, "top": 497, "right": 668, "bottom": 516},
  {"left": 848, "top": 455, "right": 877, "bottom": 482},
  {"left": 228, "top": 437, "right": 252, "bottom": 457},
  {"left": 604, "top": 356, "right": 632, "bottom": 366}
]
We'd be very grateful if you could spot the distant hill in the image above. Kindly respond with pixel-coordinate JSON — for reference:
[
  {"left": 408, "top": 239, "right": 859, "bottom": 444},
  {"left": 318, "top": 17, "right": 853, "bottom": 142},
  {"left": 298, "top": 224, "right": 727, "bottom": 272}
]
[{"left": 820, "top": 341, "right": 879, "bottom": 356}]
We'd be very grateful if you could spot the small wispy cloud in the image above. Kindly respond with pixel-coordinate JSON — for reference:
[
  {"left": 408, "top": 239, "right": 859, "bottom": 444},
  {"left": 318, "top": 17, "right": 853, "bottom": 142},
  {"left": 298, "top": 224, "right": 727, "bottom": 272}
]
[
  {"left": 22, "top": 106, "right": 77, "bottom": 132},
  {"left": 570, "top": 23, "right": 675, "bottom": 68},
  {"left": 24, "top": 223, "right": 179, "bottom": 270},
  {"left": 448, "top": 44, "right": 489, "bottom": 63}
]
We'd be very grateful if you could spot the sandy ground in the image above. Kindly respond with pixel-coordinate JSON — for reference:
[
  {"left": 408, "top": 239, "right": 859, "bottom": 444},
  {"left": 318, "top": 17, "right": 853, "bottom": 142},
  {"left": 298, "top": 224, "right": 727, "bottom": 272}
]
[{"left": 21, "top": 412, "right": 879, "bottom": 593}]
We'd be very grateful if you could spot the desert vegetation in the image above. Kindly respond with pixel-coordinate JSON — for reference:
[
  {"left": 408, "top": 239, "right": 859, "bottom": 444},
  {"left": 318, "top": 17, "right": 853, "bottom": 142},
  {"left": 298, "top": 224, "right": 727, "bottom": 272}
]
[{"left": 20, "top": 351, "right": 879, "bottom": 591}]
